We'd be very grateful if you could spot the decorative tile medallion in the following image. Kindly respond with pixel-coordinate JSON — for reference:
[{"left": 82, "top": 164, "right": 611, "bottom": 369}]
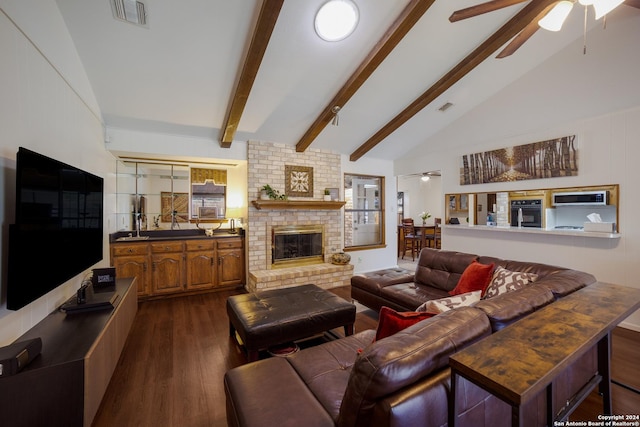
[{"left": 285, "top": 165, "right": 313, "bottom": 197}]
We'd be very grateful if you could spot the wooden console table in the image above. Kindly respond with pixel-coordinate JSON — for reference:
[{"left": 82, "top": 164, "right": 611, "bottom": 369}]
[
  {"left": 449, "top": 282, "right": 640, "bottom": 427},
  {"left": 0, "top": 278, "right": 137, "bottom": 427}
]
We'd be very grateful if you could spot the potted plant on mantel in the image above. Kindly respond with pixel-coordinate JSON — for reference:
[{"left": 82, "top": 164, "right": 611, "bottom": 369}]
[
  {"left": 259, "top": 184, "right": 287, "bottom": 200},
  {"left": 323, "top": 189, "right": 332, "bottom": 201}
]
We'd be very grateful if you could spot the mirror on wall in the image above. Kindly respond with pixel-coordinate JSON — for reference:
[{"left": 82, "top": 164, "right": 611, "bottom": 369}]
[{"left": 115, "top": 161, "right": 228, "bottom": 232}]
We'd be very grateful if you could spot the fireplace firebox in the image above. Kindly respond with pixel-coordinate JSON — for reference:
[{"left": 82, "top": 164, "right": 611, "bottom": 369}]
[{"left": 272, "top": 225, "right": 324, "bottom": 268}]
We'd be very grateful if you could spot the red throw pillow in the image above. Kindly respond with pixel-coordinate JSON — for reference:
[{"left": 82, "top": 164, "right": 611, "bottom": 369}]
[
  {"left": 449, "top": 261, "right": 495, "bottom": 296},
  {"left": 374, "top": 306, "right": 434, "bottom": 341}
]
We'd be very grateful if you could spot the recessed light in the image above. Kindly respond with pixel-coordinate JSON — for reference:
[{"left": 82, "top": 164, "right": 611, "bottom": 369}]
[{"left": 314, "top": 0, "right": 359, "bottom": 42}]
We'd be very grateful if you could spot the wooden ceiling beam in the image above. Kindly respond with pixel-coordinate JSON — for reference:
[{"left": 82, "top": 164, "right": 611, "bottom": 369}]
[
  {"left": 349, "top": 0, "right": 556, "bottom": 161},
  {"left": 295, "top": 0, "right": 437, "bottom": 153},
  {"left": 220, "top": 0, "right": 284, "bottom": 148}
]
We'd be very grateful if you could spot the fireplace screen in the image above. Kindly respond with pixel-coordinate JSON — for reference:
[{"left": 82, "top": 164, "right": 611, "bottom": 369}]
[{"left": 272, "top": 225, "right": 324, "bottom": 267}]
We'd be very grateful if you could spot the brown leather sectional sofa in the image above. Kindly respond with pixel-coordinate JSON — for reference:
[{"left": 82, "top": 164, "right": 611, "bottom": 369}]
[{"left": 224, "top": 248, "right": 598, "bottom": 427}]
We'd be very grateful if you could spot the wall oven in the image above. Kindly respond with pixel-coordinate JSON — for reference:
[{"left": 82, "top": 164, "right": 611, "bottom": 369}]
[{"left": 510, "top": 199, "right": 543, "bottom": 228}]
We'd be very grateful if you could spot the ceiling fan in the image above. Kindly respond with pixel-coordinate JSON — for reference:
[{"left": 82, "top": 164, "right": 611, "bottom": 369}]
[
  {"left": 449, "top": 0, "right": 640, "bottom": 58},
  {"left": 403, "top": 171, "right": 442, "bottom": 181}
]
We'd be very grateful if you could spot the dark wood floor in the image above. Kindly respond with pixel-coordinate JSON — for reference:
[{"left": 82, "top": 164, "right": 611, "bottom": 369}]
[{"left": 92, "top": 287, "right": 639, "bottom": 426}]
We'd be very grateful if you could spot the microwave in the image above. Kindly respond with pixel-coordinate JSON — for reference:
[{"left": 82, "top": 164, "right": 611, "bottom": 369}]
[{"left": 551, "top": 191, "right": 608, "bottom": 206}]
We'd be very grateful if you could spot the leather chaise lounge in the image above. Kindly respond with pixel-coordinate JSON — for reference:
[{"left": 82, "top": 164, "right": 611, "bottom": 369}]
[{"left": 224, "top": 248, "right": 598, "bottom": 427}]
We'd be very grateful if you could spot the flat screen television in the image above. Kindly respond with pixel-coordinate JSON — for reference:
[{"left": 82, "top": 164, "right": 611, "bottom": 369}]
[{"left": 7, "top": 147, "right": 104, "bottom": 310}]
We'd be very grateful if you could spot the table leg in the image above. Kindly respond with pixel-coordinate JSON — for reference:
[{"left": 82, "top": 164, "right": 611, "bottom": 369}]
[
  {"left": 598, "top": 333, "right": 612, "bottom": 414},
  {"left": 344, "top": 324, "right": 354, "bottom": 336},
  {"left": 449, "top": 370, "right": 458, "bottom": 427},
  {"left": 546, "top": 382, "right": 554, "bottom": 427}
]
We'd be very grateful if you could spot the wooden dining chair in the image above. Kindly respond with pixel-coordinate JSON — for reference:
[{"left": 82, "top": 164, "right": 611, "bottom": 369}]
[
  {"left": 425, "top": 218, "right": 442, "bottom": 249},
  {"left": 401, "top": 222, "right": 422, "bottom": 261}
]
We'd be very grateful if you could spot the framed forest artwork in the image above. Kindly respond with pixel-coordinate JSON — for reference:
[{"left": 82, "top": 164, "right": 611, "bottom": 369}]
[{"left": 459, "top": 135, "right": 577, "bottom": 185}]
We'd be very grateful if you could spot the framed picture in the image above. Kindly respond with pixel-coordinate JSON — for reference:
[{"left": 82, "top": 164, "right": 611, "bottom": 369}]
[
  {"left": 285, "top": 165, "right": 313, "bottom": 197},
  {"left": 161, "top": 192, "right": 189, "bottom": 222},
  {"left": 326, "top": 188, "right": 339, "bottom": 201}
]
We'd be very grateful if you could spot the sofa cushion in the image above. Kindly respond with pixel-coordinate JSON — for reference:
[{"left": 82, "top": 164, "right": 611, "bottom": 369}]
[
  {"left": 414, "top": 248, "right": 478, "bottom": 292},
  {"left": 474, "top": 285, "right": 554, "bottom": 331},
  {"left": 538, "top": 269, "right": 596, "bottom": 298},
  {"left": 224, "top": 356, "right": 335, "bottom": 427},
  {"left": 337, "top": 307, "right": 491, "bottom": 427},
  {"left": 286, "top": 330, "right": 376, "bottom": 422},
  {"left": 483, "top": 266, "right": 538, "bottom": 299},
  {"left": 449, "top": 261, "right": 495, "bottom": 296},
  {"left": 375, "top": 307, "right": 435, "bottom": 341},
  {"left": 417, "top": 290, "right": 482, "bottom": 314},
  {"left": 350, "top": 268, "right": 415, "bottom": 296},
  {"left": 378, "top": 282, "right": 451, "bottom": 311}
]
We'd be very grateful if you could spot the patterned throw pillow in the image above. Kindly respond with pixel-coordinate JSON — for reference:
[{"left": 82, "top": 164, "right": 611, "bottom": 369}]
[
  {"left": 483, "top": 266, "right": 538, "bottom": 299},
  {"left": 416, "top": 290, "right": 482, "bottom": 314}
]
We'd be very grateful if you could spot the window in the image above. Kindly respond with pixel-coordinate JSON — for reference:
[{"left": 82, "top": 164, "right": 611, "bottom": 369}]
[{"left": 344, "top": 174, "right": 385, "bottom": 249}]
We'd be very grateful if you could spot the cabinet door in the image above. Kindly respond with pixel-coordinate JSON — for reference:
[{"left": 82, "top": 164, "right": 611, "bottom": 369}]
[
  {"left": 217, "top": 248, "right": 244, "bottom": 287},
  {"left": 186, "top": 250, "right": 216, "bottom": 290},
  {"left": 112, "top": 255, "right": 150, "bottom": 297},
  {"left": 151, "top": 253, "right": 184, "bottom": 294}
]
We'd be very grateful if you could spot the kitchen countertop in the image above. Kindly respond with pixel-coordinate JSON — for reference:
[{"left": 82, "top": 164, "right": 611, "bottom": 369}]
[
  {"left": 442, "top": 224, "right": 620, "bottom": 239},
  {"left": 109, "top": 229, "right": 244, "bottom": 243}
]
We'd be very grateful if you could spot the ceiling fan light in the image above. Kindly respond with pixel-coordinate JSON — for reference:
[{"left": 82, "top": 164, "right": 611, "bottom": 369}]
[
  {"left": 593, "top": 0, "right": 625, "bottom": 19},
  {"left": 421, "top": 175, "right": 430, "bottom": 182},
  {"left": 538, "top": 1, "right": 574, "bottom": 31},
  {"left": 315, "top": 0, "right": 359, "bottom": 42}
]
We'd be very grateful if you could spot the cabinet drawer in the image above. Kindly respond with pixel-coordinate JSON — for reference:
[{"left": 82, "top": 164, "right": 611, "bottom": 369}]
[
  {"left": 217, "top": 239, "right": 242, "bottom": 249},
  {"left": 150, "top": 241, "right": 184, "bottom": 253},
  {"left": 112, "top": 243, "right": 148, "bottom": 256},
  {"left": 185, "top": 240, "right": 215, "bottom": 251}
]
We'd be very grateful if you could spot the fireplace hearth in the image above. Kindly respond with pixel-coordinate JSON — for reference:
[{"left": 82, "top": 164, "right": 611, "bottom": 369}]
[{"left": 272, "top": 225, "right": 324, "bottom": 268}]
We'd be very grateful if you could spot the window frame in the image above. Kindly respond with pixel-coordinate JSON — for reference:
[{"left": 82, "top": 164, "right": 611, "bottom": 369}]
[{"left": 343, "top": 173, "right": 385, "bottom": 251}]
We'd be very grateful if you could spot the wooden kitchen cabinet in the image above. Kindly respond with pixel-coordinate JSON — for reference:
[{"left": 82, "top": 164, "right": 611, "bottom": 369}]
[
  {"left": 185, "top": 240, "right": 216, "bottom": 290},
  {"left": 150, "top": 241, "right": 185, "bottom": 294},
  {"left": 217, "top": 238, "right": 245, "bottom": 287},
  {"left": 111, "top": 242, "right": 151, "bottom": 296},
  {"left": 110, "top": 236, "right": 244, "bottom": 300}
]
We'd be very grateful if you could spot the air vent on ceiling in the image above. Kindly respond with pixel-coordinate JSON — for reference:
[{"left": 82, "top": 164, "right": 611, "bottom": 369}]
[
  {"left": 111, "top": 0, "right": 148, "bottom": 27},
  {"left": 438, "top": 102, "right": 454, "bottom": 112}
]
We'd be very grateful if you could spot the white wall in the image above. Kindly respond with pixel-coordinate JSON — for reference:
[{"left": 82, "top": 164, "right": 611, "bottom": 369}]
[
  {"left": 397, "top": 175, "right": 442, "bottom": 224},
  {"left": 395, "top": 12, "right": 640, "bottom": 330},
  {"left": 0, "top": 2, "right": 114, "bottom": 345}
]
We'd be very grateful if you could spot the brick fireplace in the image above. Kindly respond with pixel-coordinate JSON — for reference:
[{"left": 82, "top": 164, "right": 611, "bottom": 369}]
[{"left": 246, "top": 141, "right": 353, "bottom": 291}]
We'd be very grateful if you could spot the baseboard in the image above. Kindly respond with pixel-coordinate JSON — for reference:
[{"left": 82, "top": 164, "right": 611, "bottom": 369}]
[{"left": 618, "top": 320, "right": 640, "bottom": 333}]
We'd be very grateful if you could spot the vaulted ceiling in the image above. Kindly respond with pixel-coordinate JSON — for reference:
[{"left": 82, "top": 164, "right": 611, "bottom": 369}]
[{"left": 55, "top": 0, "right": 640, "bottom": 161}]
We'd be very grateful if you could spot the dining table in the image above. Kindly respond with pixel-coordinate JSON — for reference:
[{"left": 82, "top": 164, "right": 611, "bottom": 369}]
[{"left": 397, "top": 224, "right": 437, "bottom": 257}]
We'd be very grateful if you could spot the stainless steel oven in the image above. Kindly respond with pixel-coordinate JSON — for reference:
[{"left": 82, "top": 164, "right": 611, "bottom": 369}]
[{"left": 510, "top": 199, "right": 543, "bottom": 228}]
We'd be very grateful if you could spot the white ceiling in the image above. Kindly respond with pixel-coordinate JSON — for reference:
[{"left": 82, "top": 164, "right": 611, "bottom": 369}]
[{"left": 54, "top": 0, "right": 640, "bottom": 161}]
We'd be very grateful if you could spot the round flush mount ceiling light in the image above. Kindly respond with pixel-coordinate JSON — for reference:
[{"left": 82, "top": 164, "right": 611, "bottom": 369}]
[{"left": 314, "top": 0, "right": 359, "bottom": 42}]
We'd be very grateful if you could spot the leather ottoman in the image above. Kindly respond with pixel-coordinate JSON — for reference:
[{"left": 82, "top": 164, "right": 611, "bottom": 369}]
[{"left": 226, "top": 284, "right": 356, "bottom": 361}]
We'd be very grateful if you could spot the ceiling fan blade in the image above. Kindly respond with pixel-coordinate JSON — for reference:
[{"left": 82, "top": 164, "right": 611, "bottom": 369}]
[
  {"left": 624, "top": 0, "right": 640, "bottom": 9},
  {"left": 449, "top": 0, "right": 528, "bottom": 22},
  {"left": 495, "top": 2, "right": 558, "bottom": 58}
]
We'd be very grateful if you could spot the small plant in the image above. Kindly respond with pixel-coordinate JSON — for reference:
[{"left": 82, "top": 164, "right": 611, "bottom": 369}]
[
  {"left": 261, "top": 184, "right": 287, "bottom": 200},
  {"left": 324, "top": 189, "right": 330, "bottom": 195},
  {"left": 420, "top": 211, "right": 431, "bottom": 221}
]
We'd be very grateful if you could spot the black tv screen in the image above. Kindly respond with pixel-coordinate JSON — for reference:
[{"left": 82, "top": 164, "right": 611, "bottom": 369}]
[{"left": 7, "top": 147, "right": 104, "bottom": 310}]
